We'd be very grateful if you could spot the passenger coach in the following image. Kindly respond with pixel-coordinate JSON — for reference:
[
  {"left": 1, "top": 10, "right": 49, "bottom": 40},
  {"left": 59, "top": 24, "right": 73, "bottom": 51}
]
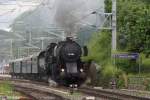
[{"left": 9, "top": 51, "right": 47, "bottom": 81}]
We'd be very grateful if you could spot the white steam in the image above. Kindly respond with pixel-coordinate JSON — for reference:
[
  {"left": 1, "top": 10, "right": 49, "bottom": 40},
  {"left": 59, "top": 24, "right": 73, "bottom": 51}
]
[{"left": 53, "top": 0, "right": 104, "bottom": 37}]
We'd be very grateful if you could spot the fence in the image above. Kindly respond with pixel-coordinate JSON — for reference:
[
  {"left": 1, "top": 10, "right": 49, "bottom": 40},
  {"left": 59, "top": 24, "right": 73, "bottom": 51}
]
[{"left": 128, "top": 76, "right": 150, "bottom": 90}]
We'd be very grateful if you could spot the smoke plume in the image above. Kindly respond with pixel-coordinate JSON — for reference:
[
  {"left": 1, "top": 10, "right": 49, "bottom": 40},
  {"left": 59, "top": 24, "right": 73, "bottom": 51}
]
[{"left": 54, "top": 0, "right": 103, "bottom": 37}]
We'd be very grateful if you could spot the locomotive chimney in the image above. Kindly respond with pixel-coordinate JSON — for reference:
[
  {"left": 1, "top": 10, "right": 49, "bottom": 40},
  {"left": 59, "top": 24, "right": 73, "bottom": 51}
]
[{"left": 66, "top": 37, "right": 73, "bottom": 41}]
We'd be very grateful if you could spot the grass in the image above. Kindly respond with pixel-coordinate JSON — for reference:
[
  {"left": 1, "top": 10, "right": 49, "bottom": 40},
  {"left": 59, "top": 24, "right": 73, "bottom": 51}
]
[
  {"left": 0, "top": 81, "right": 13, "bottom": 95},
  {"left": 0, "top": 80, "right": 24, "bottom": 100}
]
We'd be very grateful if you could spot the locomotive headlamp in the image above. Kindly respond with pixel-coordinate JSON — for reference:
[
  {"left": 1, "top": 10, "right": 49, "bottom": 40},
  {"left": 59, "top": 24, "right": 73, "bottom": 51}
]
[
  {"left": 74, "top": 84, "right": 78, "bottom": 88},
  {"left": 70, "top": 84, "right": 73, "bottom": 87},
  {"left": 61, "top": 68, "right": 65, "bottom": 72},
  {"left": 80, "top": 68, "right": 83, "bottom": 72}
]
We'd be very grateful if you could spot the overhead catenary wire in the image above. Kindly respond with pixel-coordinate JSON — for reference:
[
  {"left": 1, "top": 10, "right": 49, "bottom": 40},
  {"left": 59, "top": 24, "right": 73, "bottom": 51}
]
[
  {"left": 0, "top": 0, "right": 105, "bottom": 60},
  {"left": 0, "top": 0, "right": 44, "bottom": 23},
  {"left": 0, "top": 0, "right": 53, "bottom": 60},
  {"left": 0, "top": 0, "right": 50, "bottom": 23}
]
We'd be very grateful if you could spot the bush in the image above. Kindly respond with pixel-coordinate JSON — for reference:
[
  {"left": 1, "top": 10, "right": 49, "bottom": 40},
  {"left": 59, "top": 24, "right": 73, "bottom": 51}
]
[
  {"left": 141, "top": 58, "right": 150, "bottom": 73},
  {"left": 102, "top": 64, "right": 121, "bottom": 77},
  {"left": 117, "top": 73, "right": 128, "bottom": 88},
  {"left": 87, "top": 31, "right": 111, "bottom": 66},
  {"left": 96, "top": 64, "right": 123, "bottom": 88}
]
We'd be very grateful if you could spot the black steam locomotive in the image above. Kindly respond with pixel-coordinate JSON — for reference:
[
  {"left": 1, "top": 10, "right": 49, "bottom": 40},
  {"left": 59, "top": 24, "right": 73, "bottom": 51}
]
[{"left": 9, "top": 37, "right": 90, "bottom": 87}]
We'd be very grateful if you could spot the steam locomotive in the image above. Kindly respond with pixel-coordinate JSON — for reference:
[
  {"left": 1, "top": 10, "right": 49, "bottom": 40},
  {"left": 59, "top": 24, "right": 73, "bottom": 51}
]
[{"left": 9, "top": 37, "right": 91, "bottom": 87}]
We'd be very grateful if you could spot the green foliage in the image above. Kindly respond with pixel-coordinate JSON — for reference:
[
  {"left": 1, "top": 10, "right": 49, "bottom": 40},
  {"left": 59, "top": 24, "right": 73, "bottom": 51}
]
[
  {"left": 115, "top": 58, "right": 139, "bottom": 73},
  {"left": 105, "top": 0, "right": 112, "bottom": 13},
  {"left": 0, "top": 81, "right": 13, "bottom": 95},
  {"left": 117, "top": 0, "right": 150, "bottom": 54},
  {"left": 142, "top": 58, "right": 150, "bottom": 67},
  {"left": 143, "top": 78, "right": 150, "bottom": 91},
  {"left": 87, "top": 0, "right": 150, "bottom": 87},
  {"left": 117, "top": 73, "right": 128, "bottom": 88},
  {"left": 141, "top": 56, "right": 150, "bottom": 73},
  {"left": 102, "top": 64, "right": 121, "bottom": 77},
  {"left": 0, "top": 81, "right": 24, "bottom": 99},
  {"left": 87, "top": 31, "right": 111, "bottom": 65},
  {"left": 141, "top": 0, "right": 150, "bottom": 4},
  {"left": 86, "top": 30, "right": 124, "bottom": 87},
  {"left": 96, "top": 64, "right": 123, "bottom": 88},
  {"left": 115, "top": 0, "right": 150, "bottom": 75}
]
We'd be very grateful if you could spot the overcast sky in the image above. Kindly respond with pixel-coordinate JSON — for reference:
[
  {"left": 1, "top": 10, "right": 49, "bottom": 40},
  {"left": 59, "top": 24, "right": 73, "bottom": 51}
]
[
  {"left": 0, "top": 0, "right": 104, "bottom": 65},
  {"left": 0, "top": 0, "right": 42, "bottom": 31},
  {"left": 0, "top": 0, "right": 104, "bottom": 32}
]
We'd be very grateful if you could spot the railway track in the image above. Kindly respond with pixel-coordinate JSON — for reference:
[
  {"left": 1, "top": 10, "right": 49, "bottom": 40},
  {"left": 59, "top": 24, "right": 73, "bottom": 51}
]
[
  {"left": 1, "top": 77, "right": 150, "bottom": 100},
  {"left": 14, "top": 85, "right": 67, "bottom": 100},
  {"left": 0, "top": 78, "right": 70, "bottom": 100},
  {"left": 11, "top": 81, "right": 71, "bottom": 100},
  {"left": 11, "top": 79, "right": 93, "bottom": 100},
  {"left": 78, "top": 87, "right": 150, "bottom": 100}
]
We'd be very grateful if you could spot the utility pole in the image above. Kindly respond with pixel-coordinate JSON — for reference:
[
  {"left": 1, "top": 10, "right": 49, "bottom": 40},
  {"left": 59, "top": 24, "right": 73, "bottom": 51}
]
[
  {"left": 41, "top": 37, "right": 44, "bottom": 50},
  {"left": 112, "top": 0, "right": 117, "bottom": 51},
  {"left": 10, "top": 39, "right": 13, "bottom": 59},
  {"left": 93, "top": 0, "right": 117, "bottom": 52}
]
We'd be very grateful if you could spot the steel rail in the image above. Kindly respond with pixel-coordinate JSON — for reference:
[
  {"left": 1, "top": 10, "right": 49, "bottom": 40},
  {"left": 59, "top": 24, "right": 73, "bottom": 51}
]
[{"left": 79, "top": 87, "right": 150, "bottom": 100}]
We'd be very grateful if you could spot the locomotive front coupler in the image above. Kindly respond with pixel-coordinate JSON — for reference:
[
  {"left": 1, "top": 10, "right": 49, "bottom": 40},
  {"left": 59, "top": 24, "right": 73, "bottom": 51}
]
[{"left": 69, "top": 84, "right": 78, "bottom": 94}]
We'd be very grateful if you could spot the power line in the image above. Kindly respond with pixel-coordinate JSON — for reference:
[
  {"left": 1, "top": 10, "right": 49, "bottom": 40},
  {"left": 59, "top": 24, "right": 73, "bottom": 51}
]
[
  {"left": 0, "top": 0, "right": 44, "bottom": 24},
  {"left": 0, "top": 9, "right": 16, "bottom": 16}
]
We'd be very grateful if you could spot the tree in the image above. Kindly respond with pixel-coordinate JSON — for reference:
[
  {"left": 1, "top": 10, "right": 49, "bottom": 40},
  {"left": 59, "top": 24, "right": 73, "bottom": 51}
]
[
  {"left": 87, "top": 0, "right": 150, "bottom": 77},
  {"left": 117, "top": 0, "right": 150, "bottom": 56},
  {"left": 87, "top": 31, "right": 111, "bottom": 66}
]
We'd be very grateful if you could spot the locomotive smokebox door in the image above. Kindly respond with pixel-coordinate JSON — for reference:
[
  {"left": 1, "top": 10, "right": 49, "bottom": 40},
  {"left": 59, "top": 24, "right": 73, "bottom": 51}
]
[{"left": 66, "top": 63, "right": 77, "bottom": 73}]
